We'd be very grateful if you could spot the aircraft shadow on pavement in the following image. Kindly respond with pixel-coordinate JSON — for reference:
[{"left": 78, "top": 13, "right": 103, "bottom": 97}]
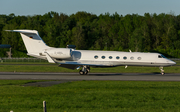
[
  {"left": 88, "top": 72, "right": 161, "bottom": 76},
  {"left": 88, "top": 73, "right": 123, "bottom": 76}
]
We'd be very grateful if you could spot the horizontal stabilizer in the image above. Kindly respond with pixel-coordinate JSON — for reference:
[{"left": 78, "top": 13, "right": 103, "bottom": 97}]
[
  {"left": 0, "top": 44, "right": 11, "bottom": 48},
  {"left": 5, "top": 30, "right": 38, "bottom": 34}
]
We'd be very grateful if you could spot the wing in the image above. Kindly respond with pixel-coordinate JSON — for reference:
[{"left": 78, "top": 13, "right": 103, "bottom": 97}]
[
  {"left": 45, "top": 52, "right": 117, "bottom": 69},
  {"left": 57, "top": 60, "right": 117, "bottom": 69}
]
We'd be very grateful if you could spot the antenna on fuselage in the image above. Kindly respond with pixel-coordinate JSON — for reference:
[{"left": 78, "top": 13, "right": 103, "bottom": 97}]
[{"left": 129, "top": 49, "right": 132, "bottom": 52}]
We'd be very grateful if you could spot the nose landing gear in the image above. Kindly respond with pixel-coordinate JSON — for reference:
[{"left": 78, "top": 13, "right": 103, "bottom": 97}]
[{"left": 159, "top": 67, "right": 165, "bottom": 75}]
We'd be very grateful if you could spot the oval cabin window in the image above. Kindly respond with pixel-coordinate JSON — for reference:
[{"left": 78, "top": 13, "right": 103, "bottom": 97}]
[
  {"left": 116, "top": 56, "right": 120, "bottom": 59},
  {"left": 102, "top": 56, "right": 105, "bottom": 59},
  {"left": 123, "top": 56, "right": 127, "bottom": 60},
  {"left": 130, "top": 57, "right": 134, "bottom": 60},
  {"left": 137, "top": 57, "right": 142, "bottom": 60},
  {"left": 94, "top": 55, "right": 98, "bottom": 59}
]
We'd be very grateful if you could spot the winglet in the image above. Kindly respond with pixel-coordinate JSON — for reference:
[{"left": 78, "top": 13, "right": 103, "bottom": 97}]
[{"left": 45, "top": 52, "right": 55, "bottom": 63}]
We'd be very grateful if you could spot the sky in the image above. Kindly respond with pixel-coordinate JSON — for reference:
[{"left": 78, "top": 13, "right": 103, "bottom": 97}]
[{"left": 0, "top": 0, "right": 180, "bottom": 16}]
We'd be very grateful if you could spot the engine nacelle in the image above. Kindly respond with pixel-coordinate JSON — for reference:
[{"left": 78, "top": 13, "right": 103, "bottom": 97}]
[{"left": 45, "top": 48, "right": 72, "bottom": 59}]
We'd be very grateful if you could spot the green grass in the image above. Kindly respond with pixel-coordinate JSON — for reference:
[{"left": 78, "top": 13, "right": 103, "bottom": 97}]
[
  {"left": 0, "top": 80, "right": 180, "bottom": 112},
  {"left": 175, "top": 60, "right": 180, "bottom": 65}
]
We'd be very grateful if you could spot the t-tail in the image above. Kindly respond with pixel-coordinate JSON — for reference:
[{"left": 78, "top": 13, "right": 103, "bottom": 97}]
[{"left": 6, "top": 30, "right": 51, "bottom": 59}]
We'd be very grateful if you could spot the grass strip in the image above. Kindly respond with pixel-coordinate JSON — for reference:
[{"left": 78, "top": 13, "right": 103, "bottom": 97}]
[{"left": 0, "top": 80, "right": 180, "bottom": 112}]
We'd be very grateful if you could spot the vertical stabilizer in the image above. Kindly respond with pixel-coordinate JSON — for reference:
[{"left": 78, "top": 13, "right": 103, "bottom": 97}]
[{"left": 6, "top": 30, "right": 50, "bottom": 54}]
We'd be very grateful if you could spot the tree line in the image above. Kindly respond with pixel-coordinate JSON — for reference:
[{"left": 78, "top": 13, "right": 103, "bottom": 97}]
[{"left": 0, "top": 11, "right": 180, "bottom": 58}]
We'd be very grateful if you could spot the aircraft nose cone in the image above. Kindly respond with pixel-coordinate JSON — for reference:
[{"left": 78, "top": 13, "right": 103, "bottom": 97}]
[{"left": 170, "top": 61, "right": 176, "bottom": 65}]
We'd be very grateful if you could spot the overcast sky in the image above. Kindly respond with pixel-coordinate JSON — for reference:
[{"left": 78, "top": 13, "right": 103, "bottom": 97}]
[{"left": 0, "top": 0, "right": 180, "bottom": 16}]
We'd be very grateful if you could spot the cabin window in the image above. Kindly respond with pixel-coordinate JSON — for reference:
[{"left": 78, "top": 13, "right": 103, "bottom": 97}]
[
  {"left": 158, "top": 55, "right": 162, "bottom": 58},
  {"left": 109, "top": 56, "right": 112, "bottom": 59},
  {"left": 130, "top": 57, "right": 134, "bottom": 60},
  {"left": 102, "top": 56, "right": 105, "bottom": 59},
  {"left": 137, "top": 57, "right": 141, "bottom": 60},
  {"left": 116, "top": 56, "right": 120, "bottom": 59},
  {"left": 158, "top": 55, "right": 166, "bottom": 58},
  {"left": 123, "top": 56, "right": 127, "bottom": 60},
  {"left": 94, "top": 55, "right": 98, "bottom": 59}
]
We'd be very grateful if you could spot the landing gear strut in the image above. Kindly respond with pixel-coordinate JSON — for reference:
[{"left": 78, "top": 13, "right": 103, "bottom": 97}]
[
  {"left": 159, "top": 67, "right": 165, "bottom": 75},
  {"left": 79, "top": 66, "right": 90, "bottom": 75}
]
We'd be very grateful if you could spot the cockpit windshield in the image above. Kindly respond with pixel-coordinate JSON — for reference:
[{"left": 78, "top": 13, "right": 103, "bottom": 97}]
[{"left": 158, "top": 54, "right": 166, "bottom": 58}]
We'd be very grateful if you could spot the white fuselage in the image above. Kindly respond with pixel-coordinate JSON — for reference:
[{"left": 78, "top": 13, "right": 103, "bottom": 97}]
[{"left": 45, "top": 48, "right": 176, "bottom": 67}]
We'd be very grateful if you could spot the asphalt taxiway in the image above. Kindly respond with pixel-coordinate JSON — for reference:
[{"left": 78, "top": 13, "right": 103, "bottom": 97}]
[{"left": 0, "top": 72, "right": 180, "bottom": 81}]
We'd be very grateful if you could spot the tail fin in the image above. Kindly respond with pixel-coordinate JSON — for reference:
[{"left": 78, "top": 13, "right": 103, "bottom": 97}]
[{"left": 6, "top": 30, "right": 50, "bottom": 55}]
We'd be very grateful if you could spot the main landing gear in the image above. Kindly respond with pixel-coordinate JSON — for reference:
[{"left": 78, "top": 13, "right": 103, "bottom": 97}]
[
  {"left": 159, "top": 67, "right": 165, "bottom": 75},
  {"left": 79, "top": 66, "right": 90, "bottom": 75}
]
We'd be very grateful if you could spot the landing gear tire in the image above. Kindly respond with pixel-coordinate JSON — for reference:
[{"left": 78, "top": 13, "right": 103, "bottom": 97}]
[
  {"left": 79, "top": 70, "right": 88, "bottom": 75},
  {"left": 84, "top": 71, "right": 88, "bottom": 75},
  {"left": 79, "top": 70, "right": 84, "bottom": 75},
  {"left": 161, "top": 72, "right": 165, "bottom": 75}
]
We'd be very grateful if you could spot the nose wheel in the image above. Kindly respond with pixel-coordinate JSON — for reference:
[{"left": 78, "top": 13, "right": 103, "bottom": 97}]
[{"left": 159, "top": 67, "right": 165, "bottom": 75}]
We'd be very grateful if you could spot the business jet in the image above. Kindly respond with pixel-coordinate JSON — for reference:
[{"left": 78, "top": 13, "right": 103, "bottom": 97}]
[{"left": 6, "top": 30, "right": 176, "bottom": 75}]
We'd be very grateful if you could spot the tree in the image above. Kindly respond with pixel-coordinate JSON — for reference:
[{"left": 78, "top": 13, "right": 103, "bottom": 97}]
[{"left": 0, "top": 11, "right": 180, "bottom": 58}]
